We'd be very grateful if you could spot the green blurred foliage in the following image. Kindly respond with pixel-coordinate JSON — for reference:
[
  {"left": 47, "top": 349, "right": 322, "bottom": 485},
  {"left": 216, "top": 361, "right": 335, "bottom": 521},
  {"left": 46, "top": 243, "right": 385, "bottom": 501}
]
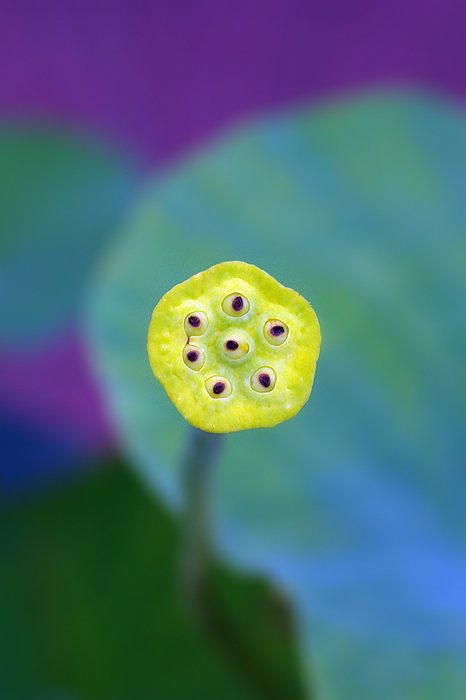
[
  {"left": 0, "top": 124, "right": 140, "bottom": 347},
  {"left": 0, "top": 462, "right": 305, "bottom": 700}
]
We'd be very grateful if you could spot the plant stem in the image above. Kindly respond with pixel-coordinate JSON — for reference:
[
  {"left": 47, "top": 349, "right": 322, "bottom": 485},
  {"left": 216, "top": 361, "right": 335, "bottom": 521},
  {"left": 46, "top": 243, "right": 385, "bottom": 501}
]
[
  {"left": 180, "top": 426, "right": 223, "bottom": 622},
  {"left": 179, "top": 426, "right": 301, "bottom": 700}
]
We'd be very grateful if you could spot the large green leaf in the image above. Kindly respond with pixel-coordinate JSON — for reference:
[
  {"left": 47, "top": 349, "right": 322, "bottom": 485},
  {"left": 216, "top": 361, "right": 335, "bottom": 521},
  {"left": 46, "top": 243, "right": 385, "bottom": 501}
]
[
  {"left": 86, "top": 91, "right": 466, "bottom": 700},
  {"left": 0, "top": 461, "right": 304, "bottom": 699},
  {"left": 0, "top": 124, "right": 140, "bottom": 346}
]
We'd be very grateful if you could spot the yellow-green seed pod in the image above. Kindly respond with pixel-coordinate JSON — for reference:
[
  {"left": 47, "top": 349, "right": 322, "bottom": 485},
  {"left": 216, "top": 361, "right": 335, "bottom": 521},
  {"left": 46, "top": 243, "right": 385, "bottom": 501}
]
[{"left": 147, "top": 261, "right": 321, "bottom": 433}]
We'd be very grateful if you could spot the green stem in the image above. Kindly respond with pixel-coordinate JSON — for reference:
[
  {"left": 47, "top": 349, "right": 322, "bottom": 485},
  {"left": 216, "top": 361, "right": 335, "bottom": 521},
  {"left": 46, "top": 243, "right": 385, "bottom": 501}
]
[
  {"left": 179, "top": 426, "right": 301, "bottom": 700},
  {"left": 180, "top": 426, "right": 223, "bottom": 621}
]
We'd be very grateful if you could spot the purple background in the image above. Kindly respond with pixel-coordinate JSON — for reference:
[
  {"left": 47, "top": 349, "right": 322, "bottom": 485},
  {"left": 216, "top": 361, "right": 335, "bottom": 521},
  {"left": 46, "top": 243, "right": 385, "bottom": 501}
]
[
  {"left": 2, "top": 1, "right": 466, "bottom": 163},
  {"left": 1, "top": 0, "right": 466, "bottom": 483}
]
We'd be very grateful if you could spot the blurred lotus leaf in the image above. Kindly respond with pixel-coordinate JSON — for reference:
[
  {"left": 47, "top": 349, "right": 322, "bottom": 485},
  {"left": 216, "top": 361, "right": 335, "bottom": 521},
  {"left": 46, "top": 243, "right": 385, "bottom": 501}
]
[
  {"left": 0, "top": 124, "right": 140, "bottom": 346},
  {"left": 87, "top": 91, "right": 466, "bottom": 700},
  {"left": 1, "top": 461, "right": 303, "bottom": 700}
]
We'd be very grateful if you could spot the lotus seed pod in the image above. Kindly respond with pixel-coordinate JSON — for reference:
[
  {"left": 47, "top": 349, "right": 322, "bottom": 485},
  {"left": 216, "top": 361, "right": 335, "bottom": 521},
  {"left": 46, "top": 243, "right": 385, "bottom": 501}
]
[{"left": 147, "top": 261, "right": 321, "bottom": 433}]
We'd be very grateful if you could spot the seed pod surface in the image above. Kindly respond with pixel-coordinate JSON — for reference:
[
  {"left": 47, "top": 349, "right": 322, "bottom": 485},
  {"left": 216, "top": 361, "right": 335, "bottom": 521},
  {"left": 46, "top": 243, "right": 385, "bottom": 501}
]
[{"left": 147, "top": 261, "right": 320, "bottom": 433}]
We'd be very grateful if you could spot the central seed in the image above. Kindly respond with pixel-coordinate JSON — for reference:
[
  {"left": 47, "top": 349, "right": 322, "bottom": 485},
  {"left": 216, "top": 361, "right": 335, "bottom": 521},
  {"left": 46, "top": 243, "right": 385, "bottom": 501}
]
[
  {"left": 225, "top": 340, "right": 239, "bottom": 351},
  {"left": 271, "top": 325, "right": 284, "bottom": 336},
  {"left": 188, "top": 315, "right": 201, "bottom": 327},
  {"left": 232, "top": 296, "right": 243, "bottom": 311},
  {"left": 213, "top": 381, "right": 225, "bottom": 395},
  {"left": 187, "top": 350, "right": 198, "bottom": 362},
  {"left": 258, "top": 373, "right": 271, "bottom": 388}
]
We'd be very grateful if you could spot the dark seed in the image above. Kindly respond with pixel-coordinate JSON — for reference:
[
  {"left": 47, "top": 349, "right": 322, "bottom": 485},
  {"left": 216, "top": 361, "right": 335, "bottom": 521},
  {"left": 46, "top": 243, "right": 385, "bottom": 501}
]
[
  {"left": 188, "top": 315, "right": 201, "bottom": 328},
  {"left": 232, "top": 296, "right": 243, "bottom": 312},
  {"left": 258, "top": 373, "right": 271, "bottom": 388},
  {"left": 213, "top": 381, "right": 225, "bottom": 395},
  {"left": 187, "top": 350, "right": 198, "bottom": 362},
  {"left": 225, "top": 340, "right": 239, "bottom": 351},
  {"left": 271, "top": 325, "right": 284, "bottom": 336}
]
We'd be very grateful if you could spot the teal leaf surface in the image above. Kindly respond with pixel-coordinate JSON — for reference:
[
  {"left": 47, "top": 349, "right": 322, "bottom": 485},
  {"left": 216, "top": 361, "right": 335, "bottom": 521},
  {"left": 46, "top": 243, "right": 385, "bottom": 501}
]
[
  {"left": 86, "top": 92, "right": 466, "bottom": 700},
  {"left": 0, "top": 124, "right": 140, "bottom": 346}
]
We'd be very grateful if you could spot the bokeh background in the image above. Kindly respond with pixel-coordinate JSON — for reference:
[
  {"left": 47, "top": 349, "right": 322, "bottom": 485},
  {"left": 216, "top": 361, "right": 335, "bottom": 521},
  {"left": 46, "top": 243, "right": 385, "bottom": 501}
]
[{"left": 1, "top": 2, "right": 466, "bottom": 699}]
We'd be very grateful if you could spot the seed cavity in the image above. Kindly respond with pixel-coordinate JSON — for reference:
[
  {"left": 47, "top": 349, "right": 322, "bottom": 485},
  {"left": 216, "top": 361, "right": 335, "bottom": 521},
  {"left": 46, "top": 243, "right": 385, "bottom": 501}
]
[
  {"left": 222, "top": 293, "right": 250, "bottom": 317},
  {"left": 251, "top": 367, "right": 277, "bottom": 393},
  {"left": 222, "top": 332, "right": 250, "bottom": 360},
  {"left": 184, "top": 311, "right": 208, "bottom": 336},
  {"left": 205, "top": 375, "right": 233, "bottom": 399},
  {"left": 264, "top": 319, "right": 289, "bottom": 345},
  {"left": 182, "top": 343, "right": 205, "bottom": 371},
  {"left": 259, "top": 373, "right": 271, "bottom": 388}
]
